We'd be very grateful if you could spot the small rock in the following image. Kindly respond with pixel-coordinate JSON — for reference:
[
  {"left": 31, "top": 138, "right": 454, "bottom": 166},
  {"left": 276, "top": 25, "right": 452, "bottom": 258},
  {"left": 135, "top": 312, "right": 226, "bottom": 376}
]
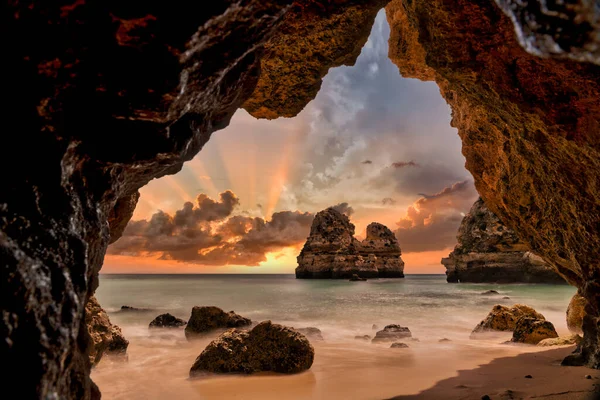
[
  {"left": 120, "top": 305, "right": 151, "bottom": 312},
  {"left": 349, "top": 274, "right": 367, "bottom": 281},
  {"left": 503, "top": 296, "right": 511, "bottom": 299},
  {"left": 189, "top": 320, "right": 314, "bottom": 375},
  {"left": 481, "top": 290, "right": 499, "bottom": 295},
  {"left": 390, "top": 342, "right": 409, "bottom": 348},
  {"left": 439, "top": 338, "right": 451, "bottom": 342},
  {"left": 512, "top": 318, "right": 558, "bottom": 344},
  {"left": 567, "top": 293, "right": 586, "bottom": 335},
  {"left": 525, "top": 375, "right": 533, "bottom": 379},
  {"left": 585, "top": 375, "right": 592, "bottom": 379},
  {"left": 295, "top": 327, "right": 324, "bottom": 341},
  {"left": 482, "top": 395, "right": 491, "bottom": 400},
  {"left": 537, "top": 334, "right": 582, "bottom": 347},
  {"left": 185, "top": 306, "right": 251, "bottom": 339},
  {"left": 372, "top": 324, "right": 379, "bottom": 330},
  {"left": 372, "top": 324, "right": 412, "bottom": 343},
  {"left": 149, "top": 313, "right": 187, "bottom": 328},
  {"left": 410, "top": 338, "right": 420, "bottom": 342},
  {"left": 355, "top": 335, "right": 371, "bottom": 341}
]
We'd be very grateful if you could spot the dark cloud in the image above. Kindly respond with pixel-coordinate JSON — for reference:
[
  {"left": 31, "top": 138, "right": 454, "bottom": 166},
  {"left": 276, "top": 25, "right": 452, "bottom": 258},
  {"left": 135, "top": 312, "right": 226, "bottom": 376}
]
[
  {"left": 361, "top": 160, "right": 373, "bottom": 164},
  {"left": 392, "top": 161, "right": 418, "bottom": 168},
  {"left": 382, "top": 197, "right": 397, "bottom": 206},
  {"left": 331, "top": 202, "right": 355, "bottom": 216},
  {"left": 394, "top": 180, "right": 479, "bottom": 252},
  {"left": 108, "top": 192, "right": 315, "bottom": 266}
]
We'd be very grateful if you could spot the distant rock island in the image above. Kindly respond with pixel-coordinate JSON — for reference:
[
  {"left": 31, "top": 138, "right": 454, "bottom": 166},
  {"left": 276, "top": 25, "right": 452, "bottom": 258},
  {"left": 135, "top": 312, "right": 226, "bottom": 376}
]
[
  {"left": 296, "top": 207, "right": 404, "bottom": 279},
  {"left": 442, "top": 198, "right": 565, "bottom": 284}
]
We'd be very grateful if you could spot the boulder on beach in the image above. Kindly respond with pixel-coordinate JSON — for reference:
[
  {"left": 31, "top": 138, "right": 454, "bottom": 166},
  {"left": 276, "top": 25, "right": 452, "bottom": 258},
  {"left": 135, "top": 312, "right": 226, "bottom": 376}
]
[
  {"left": 349, "top": 274, "right": 367, "bottom": 281},
  {"left": 355, "top": 335, "right": 371, "bottom": 341},
  {"left": 471, "top": 304, "right": 545, "bottom": 337},
  {"left": 567, "top": 293, "right": 586, "bottom": 335},
  {"left": 511, "top": 318, "right": 558, "bottom": 344},
  {"left": 189, "top": 321, "right": 314, "bottom": 375},
  {"left": 86, "top": 296, "right": 129, "bottom": 366},
  {"left": 294, "top": 327, "right": 324, "bottom": 341},
  {"left": 390, "top": 342, "right": 409, "bottom": 348},
  {"left": 149, "top": 313, "right": 187, "bottom": 328},
  {"left": 537, "top": 334, "right": 582, "bottom": 347},
  {"left": 185, "top": 306, "right": 251, "bottom": 339},
  {"left": 372, "top": 324, "right": 412, "bottom": 343}
]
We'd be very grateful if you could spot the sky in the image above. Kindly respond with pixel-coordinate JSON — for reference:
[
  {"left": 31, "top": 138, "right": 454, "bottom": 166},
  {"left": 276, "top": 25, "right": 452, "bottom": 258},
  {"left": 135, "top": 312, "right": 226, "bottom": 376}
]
[{"left": 103, "top": 11, "right": 478, "bottom": 274}]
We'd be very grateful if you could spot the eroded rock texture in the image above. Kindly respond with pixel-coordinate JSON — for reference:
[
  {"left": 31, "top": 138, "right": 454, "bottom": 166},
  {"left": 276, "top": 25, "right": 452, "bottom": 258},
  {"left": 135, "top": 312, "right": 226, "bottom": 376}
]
[
  {"left": 383, "top": 0, "right": 600, "bottom": 367},
  {"left": 243, "top": 0, "right": 389, "bottom": 118},
  {"left": 185, "top": 306, "right": 252, "bottom": 339},
  {"left": 85, "top": 296, "right": 128, "bottom": 366},
  {"left": 189, "top": 321, "right": 314, "bottom": 375},
  {"left": 1, "top": 1, "right": 292, "bottom": 398},
  {"left": 471, "top": 304, "right": 546, "bottom": 337},
  {"left": 295, "top": 208, "right": 405, "bottom": 278},
  {"left": 442, "top": 198, "right": 565, "bottom": 283}
]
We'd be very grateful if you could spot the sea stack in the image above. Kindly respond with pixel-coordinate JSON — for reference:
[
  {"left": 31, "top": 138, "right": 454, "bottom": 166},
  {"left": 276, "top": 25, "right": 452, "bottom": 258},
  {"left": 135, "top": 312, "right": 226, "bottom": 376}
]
[
  {"left": 296, "top": 207, "right": 404, "bottom": 279},
  {"left": 442, "top": 199, "right": 565, "bottom": 284}
]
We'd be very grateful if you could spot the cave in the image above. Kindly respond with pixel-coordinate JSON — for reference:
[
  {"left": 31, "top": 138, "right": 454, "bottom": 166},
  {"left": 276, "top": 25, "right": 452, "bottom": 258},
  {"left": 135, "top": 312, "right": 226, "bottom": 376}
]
[{"left": 2, "top": 0, "right": 600, "bottom": 398}]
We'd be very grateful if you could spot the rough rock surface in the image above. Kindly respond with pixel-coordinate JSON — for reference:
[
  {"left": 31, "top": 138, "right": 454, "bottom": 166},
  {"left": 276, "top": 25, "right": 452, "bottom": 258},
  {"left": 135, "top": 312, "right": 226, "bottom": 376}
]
[
  {"left": 296, "top": 208, "right": 405, "bottom": 279},
  {"left": 471, "top": 305, "right": 545, "bottom": 337},
  {"left": 185, "top": 306, "right": 251, "bottom": 339},
  {"left": 537, "top": 334, "right": 582, "bottom": 347},
  {"left": 511, "top": 318, "right": 559, "bottom": 345},
  {"left": 3, "top": 0, "right": 600, "bottom": 397},
  {"left": 149, "top": 313, "right": 187, "bottom": 328},
  {"left": 1, "top": 1, "right": 292, "bottom": 398},
  {"left": 443, "top": 199, "right": 565, "bottom": 284},
  {"left": 372, "top": 324, "right": 412, "bottom": 343},
  {"left": 383, "top": 0, "right": 600, "bottom": 366},
  {"left": 85, "top": 297, "right": 129, "bottom": 366},
  {"left": 567, "top": 293, "right": 587, "bottom": 335},
  {"left": 390, "top": 342, "right": 409, "bottom": 348},
  {"left": 189, "top": 321, "right": 314, "bottom": 375},
  {"left": 243, "top": 0, "right": 389, "bottom": 119},
  {"left": 294, "top": 327, "right": 324, "bottom": 341}
]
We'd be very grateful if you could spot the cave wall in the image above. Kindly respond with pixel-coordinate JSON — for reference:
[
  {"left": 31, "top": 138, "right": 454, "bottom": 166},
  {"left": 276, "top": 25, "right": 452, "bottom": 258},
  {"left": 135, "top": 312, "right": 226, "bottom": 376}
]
[
  {"left": 1, "top": 1, "right": 292, "bottom": 398},
  {"left": 2, "top": 0, "right": 600, "bottom": 398}
]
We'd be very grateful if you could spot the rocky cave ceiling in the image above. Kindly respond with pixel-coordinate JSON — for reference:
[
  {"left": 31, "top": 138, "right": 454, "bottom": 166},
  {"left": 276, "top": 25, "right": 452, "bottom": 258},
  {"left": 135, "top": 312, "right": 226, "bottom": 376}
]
[{"left": 2, "top": 0, "right": 600, "bottom": 398}]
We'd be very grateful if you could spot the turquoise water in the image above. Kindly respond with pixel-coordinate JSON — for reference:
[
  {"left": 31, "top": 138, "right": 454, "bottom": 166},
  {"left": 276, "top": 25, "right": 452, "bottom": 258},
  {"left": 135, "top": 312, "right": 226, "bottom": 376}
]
[{"left": 96, "top": 274, "right": 576, "bottom": 340}]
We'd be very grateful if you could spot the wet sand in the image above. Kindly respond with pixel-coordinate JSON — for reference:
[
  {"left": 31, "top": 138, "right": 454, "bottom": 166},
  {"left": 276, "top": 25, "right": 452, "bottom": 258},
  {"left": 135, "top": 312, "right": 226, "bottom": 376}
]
[{"left": 92, "top": 330, "right": 599, "bottom": 400}]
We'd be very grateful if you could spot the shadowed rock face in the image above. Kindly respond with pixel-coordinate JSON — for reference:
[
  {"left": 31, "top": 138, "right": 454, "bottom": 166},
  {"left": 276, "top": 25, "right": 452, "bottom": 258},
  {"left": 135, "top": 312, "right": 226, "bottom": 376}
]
[
  {"left": 1, "top": 1, "right": 291, "bottom": 398},
  {"left": 443, "top": 198, "right": 565, "bottom": 284},
  {"left": 295, "top": 208, "right": 405, "bottom": 278},
  {"left": 2, "top": 0, "right": 600, "bottom": 397}
]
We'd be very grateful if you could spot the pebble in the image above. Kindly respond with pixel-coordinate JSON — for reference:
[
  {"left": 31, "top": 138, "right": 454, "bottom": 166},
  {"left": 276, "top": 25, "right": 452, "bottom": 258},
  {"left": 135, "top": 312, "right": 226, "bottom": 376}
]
[
  {"left": 525, "top": 375, "right": 533, "bottom": 379},
  {"left": 585, "top": 374, "right": 592, "bottom": 379}
]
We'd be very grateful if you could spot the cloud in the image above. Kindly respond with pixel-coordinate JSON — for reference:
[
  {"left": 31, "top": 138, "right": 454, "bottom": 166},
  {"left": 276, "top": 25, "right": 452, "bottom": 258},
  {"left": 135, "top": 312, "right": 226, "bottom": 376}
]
[
  {"left": 392, "top": 161, "right": 418, "bottom": 168},
  {"left": 394, "top": 180, "right": 479, "bottom": 252},
  {"left": 331, "top": 202, "right": 355, "bottom": 216},
  {"left": 382, "top": 197, "right": 397, "bottom": 206},
  {"left": 108, "top": 191, "right": 315, "bottom": 266}
]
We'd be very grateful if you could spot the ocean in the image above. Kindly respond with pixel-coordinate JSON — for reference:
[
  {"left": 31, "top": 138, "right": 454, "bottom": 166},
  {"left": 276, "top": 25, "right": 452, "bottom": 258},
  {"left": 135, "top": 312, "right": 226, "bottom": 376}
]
[{"left": 93, "top": 274, "right": 578, "bottom": 399}]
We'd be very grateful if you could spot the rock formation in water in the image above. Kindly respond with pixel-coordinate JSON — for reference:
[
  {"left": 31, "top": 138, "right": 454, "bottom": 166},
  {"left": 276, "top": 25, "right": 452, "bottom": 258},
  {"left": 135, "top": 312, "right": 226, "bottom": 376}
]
[
  {"left": 149, "top": 313, "right": 187, "bottom": 328},
  {"left": 185, "top": 306, "right": 251, "bottom": 339},
  {"left": 3, "top": 0, "right": 600, "bottom": 397},
  {"left": 295, "top": 208, "right": 404, "bottom": 279},
  {"left": 85, "top": 297, "right": 129, "bottom": 366},
  {"left": 294, "top": 327, "right": 324, "bottom": 341},
  {"left": 443, "top": 199, "right": 565, "bottom": 284},
  {"left": 372, "top": 324, "right": 412, "bottom": 343},
  {"left": 189, "top": 321, "right": 314, "bottom": 375},
  {"left": 471, "top": 304, "right": 545, "bottom": 337}
]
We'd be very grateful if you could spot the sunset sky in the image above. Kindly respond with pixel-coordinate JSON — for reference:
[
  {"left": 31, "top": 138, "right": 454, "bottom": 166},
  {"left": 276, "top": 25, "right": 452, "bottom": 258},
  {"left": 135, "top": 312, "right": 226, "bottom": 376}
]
[{"left": 103, "top": 11, "right": 478, "bottom": 274}]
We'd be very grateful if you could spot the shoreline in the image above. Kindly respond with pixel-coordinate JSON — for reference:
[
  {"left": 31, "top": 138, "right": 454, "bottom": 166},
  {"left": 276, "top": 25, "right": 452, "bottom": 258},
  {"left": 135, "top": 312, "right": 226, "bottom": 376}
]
[{"left": 92, "top": 330, "right": 598, "bottom": 400}]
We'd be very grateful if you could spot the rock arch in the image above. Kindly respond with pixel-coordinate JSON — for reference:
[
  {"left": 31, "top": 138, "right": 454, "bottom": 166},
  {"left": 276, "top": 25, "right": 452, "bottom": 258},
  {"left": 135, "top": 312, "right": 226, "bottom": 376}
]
[{"left": 2, "top": 1, "right": 599, "bottom": 398}]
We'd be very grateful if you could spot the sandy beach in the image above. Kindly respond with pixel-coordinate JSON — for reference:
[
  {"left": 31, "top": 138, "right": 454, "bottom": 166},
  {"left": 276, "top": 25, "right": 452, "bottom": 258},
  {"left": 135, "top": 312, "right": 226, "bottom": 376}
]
[{"left": 92, "top": 330, "right": 599, "bottom": 400}]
